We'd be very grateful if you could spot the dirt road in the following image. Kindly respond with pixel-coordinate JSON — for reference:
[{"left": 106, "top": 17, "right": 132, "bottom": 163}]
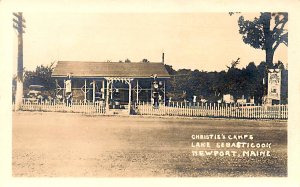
[{"left": 13, "top": 112, "right": 287, "bottom": 177}]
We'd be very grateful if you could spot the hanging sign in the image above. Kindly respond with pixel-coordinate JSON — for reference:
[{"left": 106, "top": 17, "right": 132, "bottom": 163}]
[
  {"left": 267, "top": 69, "right": 281, "bottom": 100},
  {"left": 65, "top": 80, "right": 72, "bottom": 93}
]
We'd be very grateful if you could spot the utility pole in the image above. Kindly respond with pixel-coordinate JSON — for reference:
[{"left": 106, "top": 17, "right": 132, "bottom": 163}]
[{"left": 13, "top": 12, "right": 26, "bottom": 110}]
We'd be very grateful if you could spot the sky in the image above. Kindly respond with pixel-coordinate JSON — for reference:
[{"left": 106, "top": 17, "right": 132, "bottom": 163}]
[{"left": 13, "top": 12, "right": 288, "bottom": 73}]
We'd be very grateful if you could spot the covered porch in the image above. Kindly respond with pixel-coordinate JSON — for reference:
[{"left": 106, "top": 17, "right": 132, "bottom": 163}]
[{"left": 51, "top": 61, "right": 170, "bottom": 115}]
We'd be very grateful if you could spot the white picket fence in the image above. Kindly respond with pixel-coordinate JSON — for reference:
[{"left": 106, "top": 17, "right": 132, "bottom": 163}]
[
  {"left": 12, "top": 100, "right": 288, "bottom": 119},
  {"left": 14, "top": 100, "right": 106, "bottom": 115},
  {"left": 136, "top": 102, "right": 288, "bottom": 119}
]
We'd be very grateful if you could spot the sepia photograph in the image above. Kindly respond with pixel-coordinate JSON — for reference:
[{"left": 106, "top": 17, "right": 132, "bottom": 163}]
[
  {"left": 1, "top": 0, "right": 300, "bottom": 187},
  {"left": 11, "top": 11, "right": 288, "bottom": 177}
]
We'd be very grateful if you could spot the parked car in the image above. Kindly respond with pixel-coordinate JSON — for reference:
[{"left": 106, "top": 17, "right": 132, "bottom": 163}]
[{"left": 24, "top": 85, "right": 45, "bottom": 103}]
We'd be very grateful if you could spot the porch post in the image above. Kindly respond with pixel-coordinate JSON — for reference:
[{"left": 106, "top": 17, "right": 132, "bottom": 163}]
[
  {"left": 110, "top": 80, "right": 113, "bottom": 99},
  {"left": 106, "top": 79, "right": 110, "bottom": 111},
  {"left": 55, "top": 79, "right": 58, "bottom": 96},
  {"left": 84, "top": 79, "right": 87, "bottom": 102},
  {"left": 136, "top": 79, "right": 139, "bottom": 104},
  {"left": 164, "top": 80, "right": 166, "bottom": 105},
  {"left": 63, "top": 79, "right": 66, "bottom": 99},
  {"left": 150, "top": 81, "right": 152, "bottom": 104},
  {"left": 102, "top": 80, "right": 105, "bottom": 100},
  {"left": 128, "top": 80, "right": 132, "bottom": 115},
  {"left": 92, "top": 80, "right": 95, "bottom": 103}
]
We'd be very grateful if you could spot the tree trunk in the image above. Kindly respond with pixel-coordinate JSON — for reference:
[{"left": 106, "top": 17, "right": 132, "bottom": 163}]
[
  {"left": 260, "top": 13, "right": 275, "bottom": 100},
  {"left": 262, "top": 13, "right": 274, "bottom": 68},
  {"left": 266, "top": 49, "right": 274, "bottom": 68}
]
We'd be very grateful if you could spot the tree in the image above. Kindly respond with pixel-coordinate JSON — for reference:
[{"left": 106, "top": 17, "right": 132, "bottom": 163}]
[
  {"left": 124, "top": 58, "right": 131, "bottom": 63},
  {"left": 238, "top": 12, "right": 288, "bottom": 66},
  {"left": 142, "top": 59, "right": 150, "bottom": 63},
  {"left": 226, "top": 58, "right": 240, "bottom": 69},
  {"left": 164, "top": 64, "right": 176, "bottom": 75},
  {"left": 23, "top": 63, "right": 56, "bottom": 96}
]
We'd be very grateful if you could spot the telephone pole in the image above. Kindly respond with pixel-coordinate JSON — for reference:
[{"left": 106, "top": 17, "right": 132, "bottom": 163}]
[{"left": 13, "top": 12, "right": 26, "bottom": 110}]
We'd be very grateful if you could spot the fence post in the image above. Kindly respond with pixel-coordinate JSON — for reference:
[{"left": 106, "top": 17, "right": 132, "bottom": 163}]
[
  {"left": 253, "top": 105, "right": 256, "bottom": 119},
  {"left": 226, "top": 103, "right": 229, "bottom": 118},
  {"left": 204, "top": 103, "right": 207, "bottom": 117},
  {"left": 217, "top": 103, "right": 220, "bottom": 117}
]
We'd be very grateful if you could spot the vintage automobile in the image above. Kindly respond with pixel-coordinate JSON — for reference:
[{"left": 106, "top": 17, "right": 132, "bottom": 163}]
[{"left": 24, "top": 85, "right": 45, "bottom": 103}]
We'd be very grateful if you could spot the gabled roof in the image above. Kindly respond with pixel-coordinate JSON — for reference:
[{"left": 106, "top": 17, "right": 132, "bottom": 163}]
[{"left": 52, "top": 61, "right": 170, "bottom": 78}]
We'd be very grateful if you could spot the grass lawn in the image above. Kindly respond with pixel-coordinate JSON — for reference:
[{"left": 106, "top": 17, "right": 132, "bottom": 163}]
[{"left": 12, "top": 112, "right": 287, "bottom": 177}]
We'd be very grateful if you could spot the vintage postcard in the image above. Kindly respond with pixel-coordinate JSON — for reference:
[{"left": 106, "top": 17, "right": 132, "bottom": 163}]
[{"left": 0, "top": 0, "right": 300, "bottom": 187}]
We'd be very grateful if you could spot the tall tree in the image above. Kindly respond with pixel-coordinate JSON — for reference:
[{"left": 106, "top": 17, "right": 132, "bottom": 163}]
[{"left": 238, "top": 12, "right": 288, "bottom": 66}]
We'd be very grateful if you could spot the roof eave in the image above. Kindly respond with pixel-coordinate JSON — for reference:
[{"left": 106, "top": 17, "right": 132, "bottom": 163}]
[{"left": 51, "top": 75, "right": 170, "bottom": 79}]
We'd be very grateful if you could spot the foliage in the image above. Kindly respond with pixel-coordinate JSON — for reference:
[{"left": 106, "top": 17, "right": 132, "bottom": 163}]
[
  {"left": 23, "top": 63, "right": 56, "bottom": 96},
  {"left": 237, "top": 12, "right": 288, "bottom": 65},
  {"left": 142, "top": 59, "right": 150, "bottom": 63},
  {"left": 16, "top": 60, "right": 288, "bottom": 104},
  {"left": 164, "top": 60, "right": 288, "bottom": 104},
  {"left": 226, "top": 58, "right": 240, "bottom": 69},
  {"left": 124, "top": 58, "right": 131, "bottom": 63}
]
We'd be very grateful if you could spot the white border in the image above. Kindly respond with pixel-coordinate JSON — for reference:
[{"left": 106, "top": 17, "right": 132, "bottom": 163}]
[{"left": 1, "top": 1, "right": 300, "bottom": 187}]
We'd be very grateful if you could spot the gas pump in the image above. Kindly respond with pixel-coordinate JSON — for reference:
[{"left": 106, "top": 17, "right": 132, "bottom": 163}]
[
  {"left": 112, "top": 88, "right": 121, "bottom": 109},
  {"left": 152, "top": 80, "right": 159, "bottom": 108}
]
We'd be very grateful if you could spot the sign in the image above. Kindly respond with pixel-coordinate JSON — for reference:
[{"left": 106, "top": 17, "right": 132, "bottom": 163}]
[
  {"left": 193, "top": 95, "right": 197, "bottom": 103},
  {"left": 223, "top": 94, "right": 234, "bottom": 104},
  {"left": 65, "top": 80, "right": 72, "bottom": 93},
  {"left": 267, "top": 69, "right": 281, "bottom": 100}
]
